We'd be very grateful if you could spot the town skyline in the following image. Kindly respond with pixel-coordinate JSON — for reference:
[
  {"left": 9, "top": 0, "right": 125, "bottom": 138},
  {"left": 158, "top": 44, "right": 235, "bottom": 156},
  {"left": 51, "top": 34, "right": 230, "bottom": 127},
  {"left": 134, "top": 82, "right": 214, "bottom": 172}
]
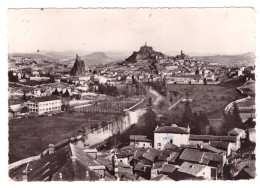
[{"left": 8, "top": 8, "right": 255, "bottom": 55}]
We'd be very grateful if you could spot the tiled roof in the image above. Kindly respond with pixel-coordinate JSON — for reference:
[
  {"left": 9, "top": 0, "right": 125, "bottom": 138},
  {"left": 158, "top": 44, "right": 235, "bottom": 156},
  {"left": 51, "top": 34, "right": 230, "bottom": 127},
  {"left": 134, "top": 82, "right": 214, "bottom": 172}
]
[
  {"left": 142, "top": 148, "right": 162, "bottom": 162},
  {"left": 154, "top": 126, "right": 189, "bottom": 134},
  {"left": 158, "top": 150, "right": 172, "bottom": 161},
  {"left": 190, "top": 135, "right": 237, "bottom": 142},
  {"left": 203, "top": 152, "right": 223, "bottom": 163},
  {"left": 116, "top": 146, "right": 136, "bottom": 158},
  {"left": 167, "top": 150, "right": 182, "bottom": 163},
  {"left": 30, "top": 95, "right": 61, "bottom": 103},
  {"left": 180, "top": 148, "right": 223, "bottom": 165},
  {"left": 150, "top": 174, "right": 173, "bottom": 181},
  {"left": 178, "top": 162, "right": 207, "bottom": 177},
  {"left": 163, "top": 142, "right": 178, "bottom": 151},
  {"left": 179, "top": 148, "right": 206, "bottom": 164},
  {"left": 27, "top": 145, "right": 72, "bottom": 181},
  {"left": 133, "top": 148, "right": 148, "bottom": 160},
  {"left": 209, "top": 141, "right": 230, "bottom": 150},
  {"left": 119, "top": 171, "right": 138, "bottom": 181},
  {"left": 152, "top": 161, "right": 165, "bottom": 169},
  {"left": 134, "top": 162, "right": 146, "bottom": 172},
  {"left": 96, "top": 155, "right": 113, "bottom": 172},
  {"left": 130, "top": 135, "right": 152, "bottom": 142},
  {"left": 71, "top": 144, "right": 102, "bottom": 167},
  {"left": 161, "top": 164, "right": 177, "bottom": 174},
  {"left": 203, "top": 145, "right": 227, "bottom": 155},
  {"left": 228, "top": 128, "right": 244, "bottom": 136}
]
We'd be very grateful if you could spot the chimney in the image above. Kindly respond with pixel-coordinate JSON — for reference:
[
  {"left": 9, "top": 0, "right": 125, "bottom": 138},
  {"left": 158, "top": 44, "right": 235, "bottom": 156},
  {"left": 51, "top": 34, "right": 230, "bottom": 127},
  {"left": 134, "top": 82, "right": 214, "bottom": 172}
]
[
  {"left": 48, "top": 144, "right": 55, "bottom": 154},
  {"left": 22, "top": 170, "right": 27, "bottom": 181}
]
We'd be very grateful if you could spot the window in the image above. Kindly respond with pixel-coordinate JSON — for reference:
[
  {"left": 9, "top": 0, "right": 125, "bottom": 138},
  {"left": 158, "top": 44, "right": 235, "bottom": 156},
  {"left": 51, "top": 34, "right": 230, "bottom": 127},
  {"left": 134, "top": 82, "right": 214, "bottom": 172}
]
[
  {"left": 170, "top": 139, "right": 173, "bottom": 144},
  {"left": 157, "top": 143, "right": 161, "bottom": 147}
]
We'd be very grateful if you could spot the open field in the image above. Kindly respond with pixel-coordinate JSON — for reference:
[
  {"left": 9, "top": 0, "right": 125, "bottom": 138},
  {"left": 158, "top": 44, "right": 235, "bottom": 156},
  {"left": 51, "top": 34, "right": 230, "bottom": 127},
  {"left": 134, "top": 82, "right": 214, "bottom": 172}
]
[
  {"left": 8, "top": 112, "right": 116, "bottom": 163},
  {"left": 158, "top": 82, "right": 246, "bottom": 129}
]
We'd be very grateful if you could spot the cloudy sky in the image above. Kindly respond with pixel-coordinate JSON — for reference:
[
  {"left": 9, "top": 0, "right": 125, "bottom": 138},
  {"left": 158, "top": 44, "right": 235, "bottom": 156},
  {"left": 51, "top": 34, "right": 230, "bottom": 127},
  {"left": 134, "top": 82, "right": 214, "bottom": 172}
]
[{"left": 8, "top": 8, "right": 255, "bottom": 55}]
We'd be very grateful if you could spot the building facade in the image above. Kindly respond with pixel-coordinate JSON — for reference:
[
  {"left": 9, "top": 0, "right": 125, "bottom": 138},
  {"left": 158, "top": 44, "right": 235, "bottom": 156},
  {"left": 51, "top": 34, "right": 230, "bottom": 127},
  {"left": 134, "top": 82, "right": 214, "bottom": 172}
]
[
  {"left": 27, "top": 96, "right": 62, "bottom": 115},
  {"left": 154, "top": 125, "right": 190, "bottom": 149}
]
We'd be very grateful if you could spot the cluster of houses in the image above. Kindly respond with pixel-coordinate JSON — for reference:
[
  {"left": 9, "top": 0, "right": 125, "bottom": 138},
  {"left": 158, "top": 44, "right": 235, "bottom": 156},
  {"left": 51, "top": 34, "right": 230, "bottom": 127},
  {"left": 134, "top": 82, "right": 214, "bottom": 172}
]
[{"left": 9, "top": 123, "right": 255, "bottom": 181}]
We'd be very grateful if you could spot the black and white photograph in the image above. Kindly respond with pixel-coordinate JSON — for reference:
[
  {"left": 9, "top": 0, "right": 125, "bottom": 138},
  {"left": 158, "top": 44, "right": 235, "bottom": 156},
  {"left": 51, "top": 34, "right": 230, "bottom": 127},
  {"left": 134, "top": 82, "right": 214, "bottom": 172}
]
[{"left": 5, "top": 6, "right": 257, "bottom": 182}]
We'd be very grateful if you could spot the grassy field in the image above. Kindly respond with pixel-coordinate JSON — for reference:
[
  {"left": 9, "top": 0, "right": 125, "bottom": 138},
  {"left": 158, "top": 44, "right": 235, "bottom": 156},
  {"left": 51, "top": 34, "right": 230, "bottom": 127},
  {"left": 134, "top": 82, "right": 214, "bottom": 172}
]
[
  {"left": 8, "top": 112, "right": 116, "bottom": 163},
  {"left": 167, "top": 83, "right": 243, "bottom": 115},
  {"left": 153, "top": 80, "right": 246, "bottom": 133}
]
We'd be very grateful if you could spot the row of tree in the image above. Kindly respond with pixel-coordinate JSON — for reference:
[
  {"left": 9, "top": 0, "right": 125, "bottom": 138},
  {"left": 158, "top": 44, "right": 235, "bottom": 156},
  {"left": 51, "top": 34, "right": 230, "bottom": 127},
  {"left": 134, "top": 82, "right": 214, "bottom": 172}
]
[
  {"left": 97, "top": 83, "right": 118, "bottom": 96},
  {"left": 221, "top": 102, "right": 255, "bottom": 134},
  {"left": 180, "top": 101, "right": 212, "bottom": 135}
]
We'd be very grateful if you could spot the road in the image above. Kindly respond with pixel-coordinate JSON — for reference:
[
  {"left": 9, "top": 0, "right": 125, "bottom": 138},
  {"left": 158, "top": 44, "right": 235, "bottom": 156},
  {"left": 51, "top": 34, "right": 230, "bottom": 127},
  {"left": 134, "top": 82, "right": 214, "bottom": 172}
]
[
  {"left": 168, "top": 98, "right": 184, "bottom": 110},
  {"left": 148, "top": 88, "right": 163, "bottom": 106}
]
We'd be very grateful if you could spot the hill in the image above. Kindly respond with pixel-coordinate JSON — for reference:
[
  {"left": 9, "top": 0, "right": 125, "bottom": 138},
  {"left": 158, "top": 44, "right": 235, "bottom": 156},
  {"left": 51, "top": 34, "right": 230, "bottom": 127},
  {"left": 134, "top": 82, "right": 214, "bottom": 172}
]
[
  {"left": 193, "top": 52, "right": 255, "bottom": 66},
  {"left": 125, "top": 43, "right": 164, "bottom": 63},
  {"left": 64, "top": 52, "right": 115, "bottom": 67},
  {"left": 9, "top": 53, "right": 51, "bottom": 60}
]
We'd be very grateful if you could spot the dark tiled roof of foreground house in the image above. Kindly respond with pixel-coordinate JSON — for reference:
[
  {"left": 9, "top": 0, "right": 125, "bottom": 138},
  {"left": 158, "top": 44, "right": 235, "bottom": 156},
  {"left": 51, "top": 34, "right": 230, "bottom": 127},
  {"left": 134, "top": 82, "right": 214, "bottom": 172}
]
[
  {"left": 158, "top": 150, "right": 172, "bottom": 161},
  {"left": 117, "top": 145, "right": 136, "bottom": 158},
  {"left": 178, "top": 162, "right": 207, "bottom": 177},
  {"left": 11, "top": 144, "right": 108, "bottom": 181},
  {"left": 179, "top": 148, "right": 223, "bottom": 165},
  {"left": 142, "top": 148, "right": 162, "bottom": 162},
  {"left": 167, "top": 149, "right": 183, "bottom": 163},
  {"left": 203, "top": 145, "right": 227, "bottom": 155},
  {"left": 134, "top": 162, "right": 149, "bottom": 172},
  {"left": 150, "top": 174, "right": 173, "bottom": 181},
  {"left": 209, "top": 141, "right": 230, "bottom": 150},
  {"left": 133, "top": 148, "right": 148, "bottom": 160},
  {"left": 152, "top": 161, "right": 166, "bottom": 169},
  {"left": 161, "top": 164, "right": 178, "bottom": 174},
  {"left": 154, "top": 126, "right": 189, "bottom": 134},
  {"left": 179, "top": 148, "right": 208, "bottom": 164},
  {"left": 190, "top": 135, "right": 237, "bottom": 142},
  {"left": 163, "top": 142, "right": 178, "bottom": 151}
]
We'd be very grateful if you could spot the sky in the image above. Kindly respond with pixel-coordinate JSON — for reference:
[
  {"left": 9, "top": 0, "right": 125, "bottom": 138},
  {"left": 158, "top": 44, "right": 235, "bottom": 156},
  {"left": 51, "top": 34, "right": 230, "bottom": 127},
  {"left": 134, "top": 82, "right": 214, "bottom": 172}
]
[{"left": 8, "top": 8, "right": 255, "bottom": 55}]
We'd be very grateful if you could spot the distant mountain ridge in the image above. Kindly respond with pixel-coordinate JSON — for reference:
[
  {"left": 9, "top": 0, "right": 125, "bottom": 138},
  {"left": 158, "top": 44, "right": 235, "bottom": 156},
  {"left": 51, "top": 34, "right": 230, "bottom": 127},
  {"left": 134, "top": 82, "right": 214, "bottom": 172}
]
[
  {"left": 193, "top": 52, "right": 255, "bottom": 66},
  {"left": 63, "top": 52, "right": 115, "bottom": 66}
]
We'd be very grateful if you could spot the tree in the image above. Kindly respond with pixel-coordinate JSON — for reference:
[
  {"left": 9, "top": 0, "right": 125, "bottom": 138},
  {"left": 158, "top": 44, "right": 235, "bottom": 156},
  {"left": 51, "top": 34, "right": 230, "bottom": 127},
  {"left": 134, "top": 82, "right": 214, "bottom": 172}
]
[
  {"left": 63, "top": 89, "right": 70, "bottom": 98},
  {"left": 52, "top": 88, "right": 60, "bottom": 96},
  {"left": 244, "top": 116, "right": 255, "bottom": 129},
  {"left": 221, "top": 103, "right": 243, "bottom": 135},
  {"left": 181, "top": 102, "right": 193, "bottom": 127},
  {"left": 221, "top": 111, "right": 232, "bottom": 135},
  {"left": 232, "top": 102, "right": 243, "bottom": 129},
  {"left": 144, "top": 97, "right": 157, "bottom": 140},
  {"left": 22, "top": 90, "right": 27, "bottom": 101},
  {"left": 8, "top": 70, "right": 18, "bottom": 82}
]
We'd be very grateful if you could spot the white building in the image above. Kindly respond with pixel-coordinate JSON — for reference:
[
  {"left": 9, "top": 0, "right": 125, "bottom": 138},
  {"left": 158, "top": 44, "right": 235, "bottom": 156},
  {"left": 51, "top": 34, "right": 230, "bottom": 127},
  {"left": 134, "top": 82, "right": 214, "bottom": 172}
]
[
  {"left": 95, "top": 75, "right": 107, "bottom": 84},
  {"left": 129, "top": 135, "right": 152, "bottom": 148},
  {"left": 228, "top": 128, "right": 246, "bottom": 139},
  {"left": 154, "top": 124, "right": 190, "bottom": 149},
  {"left": 27, "top": 96, "right": 62, "bottom": 115}
]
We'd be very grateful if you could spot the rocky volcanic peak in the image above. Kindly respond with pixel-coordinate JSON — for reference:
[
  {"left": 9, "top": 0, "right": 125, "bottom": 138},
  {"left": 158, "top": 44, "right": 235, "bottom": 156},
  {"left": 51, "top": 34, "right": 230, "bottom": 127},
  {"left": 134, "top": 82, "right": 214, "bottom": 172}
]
[
  {"left": 125, "top": 43, "right": 164, "bottom": 63},
  {"left": 70, "top": 54, "right": 86, "bottom": 76}
]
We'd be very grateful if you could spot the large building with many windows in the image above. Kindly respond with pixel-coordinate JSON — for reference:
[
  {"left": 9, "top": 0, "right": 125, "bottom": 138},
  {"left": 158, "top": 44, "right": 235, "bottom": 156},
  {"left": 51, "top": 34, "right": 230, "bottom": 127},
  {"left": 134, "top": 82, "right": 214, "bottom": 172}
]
[{"left": 27, "top": 96, "right": 62, "bottom": 115}]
